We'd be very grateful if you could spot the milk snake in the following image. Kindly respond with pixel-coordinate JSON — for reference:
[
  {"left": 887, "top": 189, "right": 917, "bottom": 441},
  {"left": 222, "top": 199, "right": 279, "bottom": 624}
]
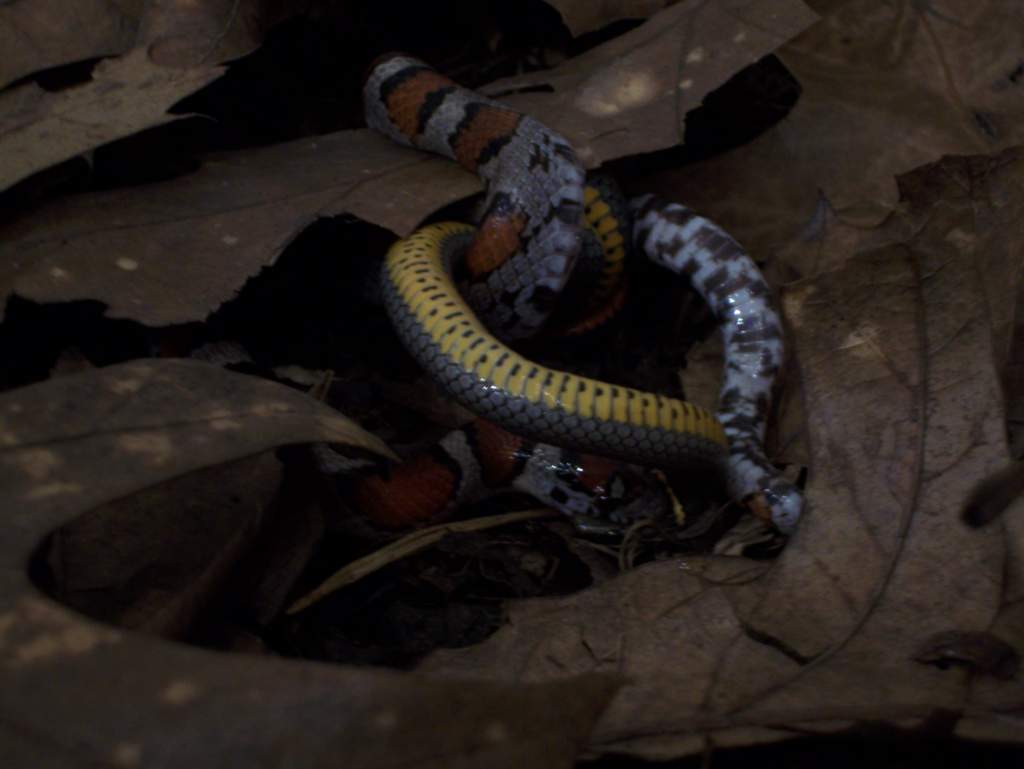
[{"left": 321, "top": 54, "right": 802, "bottom": 535}]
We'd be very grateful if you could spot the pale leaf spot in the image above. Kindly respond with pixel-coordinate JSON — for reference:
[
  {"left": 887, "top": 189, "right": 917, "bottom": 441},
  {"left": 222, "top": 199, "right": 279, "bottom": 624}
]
[
  {"left": 109, "top": 377, "right": 143, "bottom": 394},
  {"left": 118, "top": 432, "right": 174, "bottom": 465},
  {"left": 116, "top": 258, "right": 139, "bottom": 271},
  {"left": 576, "top": 71, "right": 658, "bottom": 116},
  {"left": 112, "top": 742, "right": 142, "bottom": 767},
  {"left": 945, "top": 227, "right": 975, "bottom": 250},
  {"left": 209, "top": 418, "right": 242, "bottom": 431},
  {"left": 14, "top": 447, "right": 61, "bottom": 480},
  {"left": 484, "top": 721, "right": 509, "bottom": 742},
  {"left": 250, "top": 401, "right": 295, "bottom": 417},
  {"left": 27, "top": 481, "right": 83, "bottom": 500},
  {"left": 7, "top": 599, "right": 120, "bottom": 667},
  {"left": 839, "top": 324, "right": 883, "bottom": 360},
  {"left": 161, "top": 679, "right": 201, "bottom": 705}
]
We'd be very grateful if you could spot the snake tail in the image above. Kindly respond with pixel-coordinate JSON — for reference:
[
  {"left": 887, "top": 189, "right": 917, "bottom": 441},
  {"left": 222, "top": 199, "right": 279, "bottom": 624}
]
[{"left": 631, "top": 194, "right": 802, "bottom": 533}]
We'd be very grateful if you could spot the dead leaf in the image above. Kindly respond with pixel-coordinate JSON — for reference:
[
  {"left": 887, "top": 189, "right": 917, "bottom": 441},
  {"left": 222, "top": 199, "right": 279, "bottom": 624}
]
[
  {"left": 0, "top": 48, "right": 224, "bottom": 192},
  {"left": 0, "top": 0, "right": 143, "bottom": 90},
  {"left": 0, "top": 0, "right": 287, "bottom": 194},
  {"left": 233, "top": 463, "right": 329, "bottom": 627},
  {"left": 137, "top": 0, "right": 269, "bottom": 68},
  {"left": 0, "top": 358, "right": 393, "bottom": 533},
  {"left": 647, "top": 0, "right": 1024, "bottom": 257},
  {"left": 415, "top": 153, "right": 1024, "bottom": 757},
  {"left": 0, "top": 358, "right": 619, "bottom": 767},
  {"left": 770, "top": 148, "right": 1024, "bottom": 465},
  {"left": 0, "top": 0, "right": 275, "bottom": 91},
  {"left": 0, "top": 128, "right": 477, "bottom": 324},
  {"left": 544, "top": 0, "right": 672, "bottom": 37},
  {"left": 420, "top": 556, "right": 779, "bottom": 758},
  {"left": 46, "top": 452, "right": 285, "bottom": 637},
  {"left": 487, "top": 0, "right": 818, "bottom": 168}
]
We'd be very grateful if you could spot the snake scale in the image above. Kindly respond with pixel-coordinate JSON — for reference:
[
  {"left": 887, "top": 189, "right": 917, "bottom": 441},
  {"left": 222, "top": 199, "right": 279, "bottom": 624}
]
[{"left": 325, "top": 54, "right": 802, "bottom": 535}]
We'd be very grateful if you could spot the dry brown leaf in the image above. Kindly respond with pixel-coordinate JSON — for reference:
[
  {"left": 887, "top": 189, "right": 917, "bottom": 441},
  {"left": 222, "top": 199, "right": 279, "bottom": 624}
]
[
  {"left": 0, "top": 359, "right": 618, "bottom": 767},
  {"left": 0, "top": 358, "right": 394, "bottom": 542},
  {"left": 489, "top": 0, "right": 817, "bottom": 168},
  {"left": 137, "top": 0, "right": 269, "bottom": 68},
  {"left": 236, "top": 466, "right": 329, "bottom": 627},
  {"left": 770, "top": 148, "right": 1024, "bottom": 466},
  {"left": 0, "top": 0, "right": 272, "bottom": 91},
  {"left": 544, "top": 0, "right": 673, "bottom": 37},
  {"left": 47, "top": 453, "right": 286, "bottom": 637},
  {"left": 416, "top": 153, "right": 1024, "bottom": 757},
  {"left": 647, "top": 0, "right": 1024, "bottom": 258},
  {"left": 0, "top": 0, "right": 143, "bottom": 90},
  {"left": 0, "top": 48, "right": 224, "bottom": 192},
  {"left": 0, "top": 130, "right": 476, "bottom": 324},
  {"left": 0, "top": 0, "right": 282, "bottom": 193}
]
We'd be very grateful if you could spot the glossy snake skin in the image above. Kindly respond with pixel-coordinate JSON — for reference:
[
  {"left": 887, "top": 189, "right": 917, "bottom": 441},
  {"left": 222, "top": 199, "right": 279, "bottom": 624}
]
[{"left": 352, "top": 54, "right": 802, "bottom": 533}]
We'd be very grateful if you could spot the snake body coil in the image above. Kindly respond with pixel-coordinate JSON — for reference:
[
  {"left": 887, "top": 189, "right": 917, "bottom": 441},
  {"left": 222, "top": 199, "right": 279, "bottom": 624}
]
[{"left": 360, "top": 54, "right": 803, "bottom": 534}]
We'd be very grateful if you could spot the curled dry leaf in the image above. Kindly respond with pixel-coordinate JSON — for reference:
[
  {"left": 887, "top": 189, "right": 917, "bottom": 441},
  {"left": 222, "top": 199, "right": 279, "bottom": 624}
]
[
  {"left": 416, "top": 154, "right": 1024, "bottom": 757},
  {"left": 0, "top": 0, "right": 270, "bottom": 91},
  {"left": 0, "top": 359, "right": 619, "bottom": 768},
  {"left": 648, "top": 0, "right": 1024, "bottom": 259},
  {"left": 0, "top": 48, "right": 224, "bottom": 192},
  {"left": 0, "top": 358, "right": 394, "bottom": 536},
  {"left": 137, "top": 0, "right": 270, "bottom": 69},
  {"left": 0, "top": 129, "right": 477, "bottom": 325},
  {"left": 0, "top": 0, "right": 142, "bottom": 90},
  {"left": 0, "top": 0, "right": 282, "bottom": 193},
  {"left": 0, "top": 0, "right": 816, "bottom": 327},
  {"left": 47, "top": 452, "right": 287, "bottom": 638}
]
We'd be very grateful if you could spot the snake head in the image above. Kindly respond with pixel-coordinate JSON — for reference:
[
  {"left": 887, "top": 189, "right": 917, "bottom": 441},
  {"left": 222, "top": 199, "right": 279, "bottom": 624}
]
[{"left": 515, "top": 445, "right": 678, "bottom": 532}]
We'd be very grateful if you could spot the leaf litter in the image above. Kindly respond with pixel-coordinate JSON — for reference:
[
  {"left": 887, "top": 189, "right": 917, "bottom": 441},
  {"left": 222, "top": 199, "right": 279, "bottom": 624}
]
[
  {"left": 0, "top": 0, "right": 283, "bottom": 192},
  {"left": 1, "top": 0, "right": 1024, "bottom": 765}
]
